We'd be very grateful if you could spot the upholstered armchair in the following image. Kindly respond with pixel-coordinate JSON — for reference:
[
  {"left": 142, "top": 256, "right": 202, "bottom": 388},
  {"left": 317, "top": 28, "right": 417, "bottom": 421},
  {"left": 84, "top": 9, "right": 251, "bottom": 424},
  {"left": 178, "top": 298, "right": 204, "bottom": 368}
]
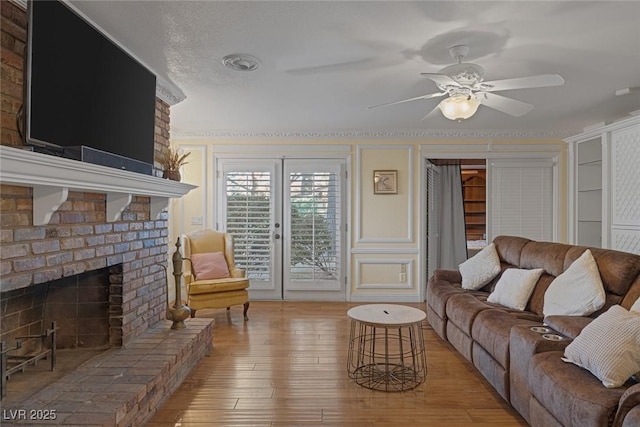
[{"left": 181, "top": 229, "right": 250, "bottom": 320}]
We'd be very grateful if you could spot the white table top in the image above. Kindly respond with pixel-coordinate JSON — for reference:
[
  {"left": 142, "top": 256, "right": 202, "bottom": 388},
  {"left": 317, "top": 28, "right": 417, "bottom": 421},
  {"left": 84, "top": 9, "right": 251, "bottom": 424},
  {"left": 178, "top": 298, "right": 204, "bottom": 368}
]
[{"left": 347, "top": 304, "right": 426, "bottom": 327}]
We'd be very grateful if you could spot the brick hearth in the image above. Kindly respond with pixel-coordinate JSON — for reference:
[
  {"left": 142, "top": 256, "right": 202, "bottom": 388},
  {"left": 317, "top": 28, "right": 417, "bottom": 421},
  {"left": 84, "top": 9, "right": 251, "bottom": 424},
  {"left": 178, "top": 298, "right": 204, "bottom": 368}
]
[{"left": 2, "top": 319, "right": 213, "bottom": 427}]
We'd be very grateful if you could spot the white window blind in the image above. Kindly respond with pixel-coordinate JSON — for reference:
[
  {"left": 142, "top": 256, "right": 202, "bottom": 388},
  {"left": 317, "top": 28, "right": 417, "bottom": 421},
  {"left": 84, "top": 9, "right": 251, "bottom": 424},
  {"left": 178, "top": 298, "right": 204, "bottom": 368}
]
[
  {"left": 490, "top": 160, "right": 554, "bottom": 241},
  {"left": 224, "top": 171, "right": 272, "bottom": 280},
  {"left": 287, "top": 171, "right": 340, "bottom": 283}
]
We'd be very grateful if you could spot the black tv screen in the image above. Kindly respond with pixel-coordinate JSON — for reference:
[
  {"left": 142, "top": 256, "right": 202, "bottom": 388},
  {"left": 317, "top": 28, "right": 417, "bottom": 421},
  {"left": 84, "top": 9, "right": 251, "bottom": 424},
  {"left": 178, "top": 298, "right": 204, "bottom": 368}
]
[{"left": 26, "top": 0, "right": 156, "bottom": 167}]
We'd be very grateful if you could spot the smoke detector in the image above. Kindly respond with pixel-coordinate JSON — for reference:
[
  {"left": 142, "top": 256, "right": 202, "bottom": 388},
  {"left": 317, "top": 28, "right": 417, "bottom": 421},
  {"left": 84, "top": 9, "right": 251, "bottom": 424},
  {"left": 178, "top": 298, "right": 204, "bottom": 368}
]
[{"left": 222, "top": 54, "right": 261, "bottom": 71}]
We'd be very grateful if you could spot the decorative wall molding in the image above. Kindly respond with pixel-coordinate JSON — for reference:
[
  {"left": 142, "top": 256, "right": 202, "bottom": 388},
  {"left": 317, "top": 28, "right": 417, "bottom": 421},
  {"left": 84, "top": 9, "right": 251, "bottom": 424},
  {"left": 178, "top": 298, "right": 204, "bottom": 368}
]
[
  {"left": 564, "top": 115, "right": 640, "bottom": 144},
  {"left": 356, "top": 145, "right": 414, "bottom": 244},
  {"left": 355, "top": 259, "right": 414, "bottom": 290},
  {"left": 171, "top": 128, "right": 574, "bottom": 140},
  {"left": 156, "top": 75, "right": 187, "bottom": 106},
  {"left": 207, "top": 144, "right": 351, "bottom": 156},
  {"left": 9, "top": 0, "right": 26, "bottom": 10},
  {"left": 348, "top": 294, "right": 421, "bottom": 303},
  {"left": 350, "top": 248, "right": 419, "bottom": 254}
]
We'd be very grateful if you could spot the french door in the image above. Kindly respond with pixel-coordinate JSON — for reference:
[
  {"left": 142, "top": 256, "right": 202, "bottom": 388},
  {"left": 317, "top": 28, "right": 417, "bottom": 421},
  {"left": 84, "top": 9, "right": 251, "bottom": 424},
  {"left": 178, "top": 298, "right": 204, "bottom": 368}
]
[{"left": 217, "top": 158, "right": 346, "bottom": 301}]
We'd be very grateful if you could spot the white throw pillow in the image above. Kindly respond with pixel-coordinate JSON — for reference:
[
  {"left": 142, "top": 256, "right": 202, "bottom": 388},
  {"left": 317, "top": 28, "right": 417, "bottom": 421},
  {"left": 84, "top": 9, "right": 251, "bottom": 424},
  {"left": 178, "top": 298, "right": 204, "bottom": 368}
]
[
  {"left": 487, "top": 268, "right": 544, "bottom": 311},
  {"left": 459, "top": 243, "right": 501, "bottom": 290},
  {"left": 562, "top": 305, "right": 640, "bottom": 388},
  {"left": 631, "top": 297, "right": 640, "bottom": 313},
  {"left": 543, "top": 249, "right": 605, "bottom": 316}
]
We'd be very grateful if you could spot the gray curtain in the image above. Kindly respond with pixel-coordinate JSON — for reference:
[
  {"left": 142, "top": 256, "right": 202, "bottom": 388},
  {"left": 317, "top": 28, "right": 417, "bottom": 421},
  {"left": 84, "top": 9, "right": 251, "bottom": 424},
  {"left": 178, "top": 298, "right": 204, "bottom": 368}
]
[{"left": 436, "top": 165, "right": 468, "bottom": 269}]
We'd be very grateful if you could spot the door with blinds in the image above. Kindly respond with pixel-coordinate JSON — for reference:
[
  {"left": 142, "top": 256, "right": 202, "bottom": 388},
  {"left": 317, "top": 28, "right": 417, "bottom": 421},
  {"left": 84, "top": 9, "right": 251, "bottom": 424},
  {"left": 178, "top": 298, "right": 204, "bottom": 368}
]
[
  {"left": 489, "top": 159, "right": 556, "bottom": 242},
  {"left": 218, "top": 158, "right": 346, "bottom": 301}
]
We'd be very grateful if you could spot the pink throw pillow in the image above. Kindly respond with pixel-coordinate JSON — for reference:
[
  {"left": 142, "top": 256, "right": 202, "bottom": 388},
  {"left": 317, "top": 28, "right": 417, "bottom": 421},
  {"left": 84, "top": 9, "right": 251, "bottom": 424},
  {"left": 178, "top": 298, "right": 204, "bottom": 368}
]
[{"left": 191, "top": 252, "right": 231, "bottom": 280}]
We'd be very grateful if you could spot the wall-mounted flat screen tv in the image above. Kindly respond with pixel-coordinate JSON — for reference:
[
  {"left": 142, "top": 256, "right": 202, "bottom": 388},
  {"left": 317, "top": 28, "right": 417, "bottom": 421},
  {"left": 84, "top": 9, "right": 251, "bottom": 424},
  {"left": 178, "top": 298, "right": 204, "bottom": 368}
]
[{"left": 25, "top": 0, "right": 156, "bottom": 170}]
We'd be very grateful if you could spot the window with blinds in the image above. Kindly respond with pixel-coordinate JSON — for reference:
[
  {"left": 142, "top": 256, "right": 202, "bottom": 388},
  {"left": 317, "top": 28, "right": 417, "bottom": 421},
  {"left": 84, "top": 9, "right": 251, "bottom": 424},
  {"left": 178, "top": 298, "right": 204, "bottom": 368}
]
[
  {"left": 224, "top": 171, "right": 272, "bottom": 280},
  {"left": 287, "top": 171, "right": 340, "bottom": 283}
]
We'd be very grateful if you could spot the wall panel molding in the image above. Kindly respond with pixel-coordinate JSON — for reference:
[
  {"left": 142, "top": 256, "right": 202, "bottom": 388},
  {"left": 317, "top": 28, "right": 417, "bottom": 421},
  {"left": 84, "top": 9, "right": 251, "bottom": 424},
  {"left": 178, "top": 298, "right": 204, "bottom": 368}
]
[
  {"left": 355, "top": 259, "right": 414, "bottom": 290},
  {"left": 356, "top": 145, "right": 414, "bottom": 243}
]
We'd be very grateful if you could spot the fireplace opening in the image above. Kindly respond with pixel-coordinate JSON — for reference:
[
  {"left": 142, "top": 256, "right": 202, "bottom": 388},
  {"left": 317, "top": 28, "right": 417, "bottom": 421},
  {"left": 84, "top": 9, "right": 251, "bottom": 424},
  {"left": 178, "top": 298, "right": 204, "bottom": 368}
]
[{"left": 0, "top": 264, "right": 123, "bottom": 400}]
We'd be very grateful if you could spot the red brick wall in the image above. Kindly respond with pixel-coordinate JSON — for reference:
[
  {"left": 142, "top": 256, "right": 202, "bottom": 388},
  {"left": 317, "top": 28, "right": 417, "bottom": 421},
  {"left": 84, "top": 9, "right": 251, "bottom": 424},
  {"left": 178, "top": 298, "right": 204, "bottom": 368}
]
[{"left": 1, "top": 1, "right": 173, "bottom": 346}]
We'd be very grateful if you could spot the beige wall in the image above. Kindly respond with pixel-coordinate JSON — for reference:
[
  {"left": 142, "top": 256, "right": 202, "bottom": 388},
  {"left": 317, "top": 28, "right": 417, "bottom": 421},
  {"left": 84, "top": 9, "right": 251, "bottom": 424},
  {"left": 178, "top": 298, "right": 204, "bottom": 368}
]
[{"left": 169, "top": 138, "right": 567, "bottom": 302}]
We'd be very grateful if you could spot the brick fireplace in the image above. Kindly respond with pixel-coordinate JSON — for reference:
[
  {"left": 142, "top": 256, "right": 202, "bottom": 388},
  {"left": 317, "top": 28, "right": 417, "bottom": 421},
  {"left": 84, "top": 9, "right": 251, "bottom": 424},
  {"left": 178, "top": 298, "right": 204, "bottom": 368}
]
[
  {"left": 1, "top": 3, "right": 213, "bottom": 424},
  {"left": 0, "top": 189, "right": 171, "bottom": 349},
  {"left": 1, "top": 0, "right": 173, "bottom": 347}
]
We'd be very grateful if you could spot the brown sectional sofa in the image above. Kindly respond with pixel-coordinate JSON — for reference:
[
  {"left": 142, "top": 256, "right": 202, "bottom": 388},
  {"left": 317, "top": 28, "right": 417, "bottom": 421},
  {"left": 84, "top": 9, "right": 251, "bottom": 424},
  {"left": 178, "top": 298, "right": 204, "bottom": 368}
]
[{"left": 426, "top": 235, "right": 640, "bottom": 426}]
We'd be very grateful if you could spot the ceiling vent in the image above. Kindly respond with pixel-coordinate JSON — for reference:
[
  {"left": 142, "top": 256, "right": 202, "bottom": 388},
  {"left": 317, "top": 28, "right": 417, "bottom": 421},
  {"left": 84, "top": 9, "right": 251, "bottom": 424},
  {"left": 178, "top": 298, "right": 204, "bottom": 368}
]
[{"left": 222, "top": 54, "right": 261, "bottom": 71}]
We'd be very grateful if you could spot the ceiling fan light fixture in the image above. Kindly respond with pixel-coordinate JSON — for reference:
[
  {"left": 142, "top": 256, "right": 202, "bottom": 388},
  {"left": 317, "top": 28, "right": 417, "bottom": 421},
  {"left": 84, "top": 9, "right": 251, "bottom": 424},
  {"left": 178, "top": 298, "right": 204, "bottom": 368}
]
[{"left": 438, "top": 94, "right": 480, "bottom": 121}]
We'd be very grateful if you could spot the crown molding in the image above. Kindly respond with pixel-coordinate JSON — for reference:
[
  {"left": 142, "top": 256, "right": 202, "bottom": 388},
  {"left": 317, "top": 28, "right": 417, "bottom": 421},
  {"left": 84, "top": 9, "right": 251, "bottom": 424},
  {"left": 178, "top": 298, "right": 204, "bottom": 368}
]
[
  {"left": 156, "top": 75, "right": 186, "bottom": 106},
  {"left": 170, "top": 128, "right": 575, "bottom": 140},
  {"left": 9, "top": 0, "right": 27, "bottom": 10}
]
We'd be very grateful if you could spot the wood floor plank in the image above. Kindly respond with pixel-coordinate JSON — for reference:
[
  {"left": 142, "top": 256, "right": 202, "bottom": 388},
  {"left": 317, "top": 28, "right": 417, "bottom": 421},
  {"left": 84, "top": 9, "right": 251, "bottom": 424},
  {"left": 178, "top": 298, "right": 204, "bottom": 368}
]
[{"left": 149, "top": 301, "right": 527, "bottom": 426}]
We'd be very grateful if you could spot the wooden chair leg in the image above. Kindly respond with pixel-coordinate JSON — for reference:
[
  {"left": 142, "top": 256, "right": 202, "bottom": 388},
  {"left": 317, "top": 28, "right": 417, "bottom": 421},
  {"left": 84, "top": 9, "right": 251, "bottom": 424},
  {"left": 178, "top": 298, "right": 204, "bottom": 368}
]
[{"left": 243, "top": 301, "right": 250, "bottom": 321}]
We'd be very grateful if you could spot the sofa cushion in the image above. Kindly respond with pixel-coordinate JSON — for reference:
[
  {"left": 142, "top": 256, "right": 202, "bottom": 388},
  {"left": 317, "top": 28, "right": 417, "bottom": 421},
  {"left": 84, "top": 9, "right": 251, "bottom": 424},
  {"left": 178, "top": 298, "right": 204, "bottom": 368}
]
[
  {"left": 459, "top": 243, "right": 501, "bottom": 290},
  {"left": 445, "top": 293, "right": 493, "bottom": 336},
  {"left": 520, "top": 241, "right": 572, "bottom": 277},
  {"left": 472, "top": 309, "right": 541, "bottom": 370},
  {"left": 631, "top": 296, "right": 640, "bottom": 313},
  {"left": 562, "top": 305, "right": 640, "bottom": 388},
  {"left": 543, "top": 249, "right": 605, "bottom": 316},
  {"left": 543, "top": 315, "right": 593, "bottom": 340},
  {"left": 191, "top": 252, "right": 231, "bottom": 280},
  {"left": 525, "top": 273, "right": 555, "bottom": 316},
  {"left": 188, "top": 277, "right": 249, "bottom": 295},
  {"left": 529, "top": 351, "right": 625, "bottom": 427},
  {"left": 487, "top": 268, "right": 544, "bottom": 311},
  {"left": 493, "top": 235, "right": 531, "bottom": 267}
]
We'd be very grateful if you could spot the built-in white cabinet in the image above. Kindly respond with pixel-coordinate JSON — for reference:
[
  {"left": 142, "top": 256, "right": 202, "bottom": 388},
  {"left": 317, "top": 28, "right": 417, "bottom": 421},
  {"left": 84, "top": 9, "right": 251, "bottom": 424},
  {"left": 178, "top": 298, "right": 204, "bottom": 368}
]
[
  {"left": 575, "top": 137, "right": 602, "bottom": 247},
  {"left": 566, "top": 115, "right": 640, "bottom": 253}
]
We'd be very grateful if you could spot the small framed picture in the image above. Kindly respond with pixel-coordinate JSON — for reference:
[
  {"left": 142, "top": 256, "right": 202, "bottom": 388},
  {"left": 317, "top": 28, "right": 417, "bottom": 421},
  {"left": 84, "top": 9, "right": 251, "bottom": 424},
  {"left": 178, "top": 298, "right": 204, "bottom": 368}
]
[{"left": 373, "top": 170, "right": 398, "bottom": 194}]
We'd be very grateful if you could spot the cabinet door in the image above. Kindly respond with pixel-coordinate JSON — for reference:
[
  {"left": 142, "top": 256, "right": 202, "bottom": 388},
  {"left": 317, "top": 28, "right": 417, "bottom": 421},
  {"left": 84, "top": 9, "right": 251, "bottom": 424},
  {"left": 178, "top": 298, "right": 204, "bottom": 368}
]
[
  {"left": 575, "top": 137, "right": 602, "bottom": 247},
  {"left": 611, "top": 125, "right": 640, "bottom": 254}
]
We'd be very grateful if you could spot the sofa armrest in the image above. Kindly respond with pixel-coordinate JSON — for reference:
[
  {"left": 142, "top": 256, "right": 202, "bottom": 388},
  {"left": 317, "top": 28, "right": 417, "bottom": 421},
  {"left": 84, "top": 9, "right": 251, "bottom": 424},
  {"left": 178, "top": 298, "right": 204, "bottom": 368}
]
[
  {"left": 509, "top": 324, "right": 572, "bottom": 422},
  {"left": 433, "top": 269, "right": 462, "bottom": 284},
  {"left": 544, "top": 315, "right": 593, "bottom": 339},
  {"left": 614, "top": 383, "right": 640, "bottom": 427}
]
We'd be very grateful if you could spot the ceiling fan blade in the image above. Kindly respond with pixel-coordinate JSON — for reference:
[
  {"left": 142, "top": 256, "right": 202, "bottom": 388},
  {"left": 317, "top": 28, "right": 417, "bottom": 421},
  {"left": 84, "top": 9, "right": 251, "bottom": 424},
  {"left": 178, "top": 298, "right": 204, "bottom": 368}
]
[
  {"left": 368, "top": 92, "right": 445, "bottom": 110},
  {"left": 482, "top": 74, "right": 564, "bottom": 92},
  {"left": 286, "top": 58, "right": 375, "bottom": 75},
  {"left": 421, "top": 73, "right": 461, "bottom": 88},
  {"left": 478, "top": 92, "right": 534, "bottom": 117},
  {"left": 420, "top": 104, "right": 441, "bottom": 122}
]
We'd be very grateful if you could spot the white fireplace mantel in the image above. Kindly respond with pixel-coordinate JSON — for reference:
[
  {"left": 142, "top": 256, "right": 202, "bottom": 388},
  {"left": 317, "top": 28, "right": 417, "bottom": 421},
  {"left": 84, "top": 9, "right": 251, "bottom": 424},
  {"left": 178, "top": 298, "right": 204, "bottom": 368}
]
[{"left": 0, "top": 145, "right": 196, "bottom": 225}]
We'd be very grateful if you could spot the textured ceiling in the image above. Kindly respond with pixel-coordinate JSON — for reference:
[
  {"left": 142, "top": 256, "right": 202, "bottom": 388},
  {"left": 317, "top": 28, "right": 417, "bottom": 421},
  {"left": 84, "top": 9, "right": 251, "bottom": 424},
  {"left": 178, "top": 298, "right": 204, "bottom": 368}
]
[{"left": 69, "top": 0, "right": 640, "bottom": 139}]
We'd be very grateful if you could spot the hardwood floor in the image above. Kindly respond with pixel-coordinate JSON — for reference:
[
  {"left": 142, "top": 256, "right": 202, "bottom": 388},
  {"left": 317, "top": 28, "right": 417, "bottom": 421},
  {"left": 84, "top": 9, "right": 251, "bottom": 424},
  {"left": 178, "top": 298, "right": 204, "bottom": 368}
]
[{"left": 147, "top": 301, "right": 527, "bottom": 426}]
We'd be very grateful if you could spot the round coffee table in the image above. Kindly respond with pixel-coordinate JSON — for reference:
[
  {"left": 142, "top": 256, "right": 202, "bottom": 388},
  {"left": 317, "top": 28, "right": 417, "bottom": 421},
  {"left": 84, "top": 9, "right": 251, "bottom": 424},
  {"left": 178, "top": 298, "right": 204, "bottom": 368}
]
[{"left": 346, "top": 304, "right": 427, "bottom": 391}]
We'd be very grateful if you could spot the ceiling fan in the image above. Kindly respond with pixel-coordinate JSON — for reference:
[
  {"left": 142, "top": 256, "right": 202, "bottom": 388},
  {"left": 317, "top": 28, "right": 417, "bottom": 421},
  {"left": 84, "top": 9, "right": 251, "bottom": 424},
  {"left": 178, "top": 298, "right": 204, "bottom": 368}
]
[{"left": 369, "top": 45, "right": 565, "bottom": 121}]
